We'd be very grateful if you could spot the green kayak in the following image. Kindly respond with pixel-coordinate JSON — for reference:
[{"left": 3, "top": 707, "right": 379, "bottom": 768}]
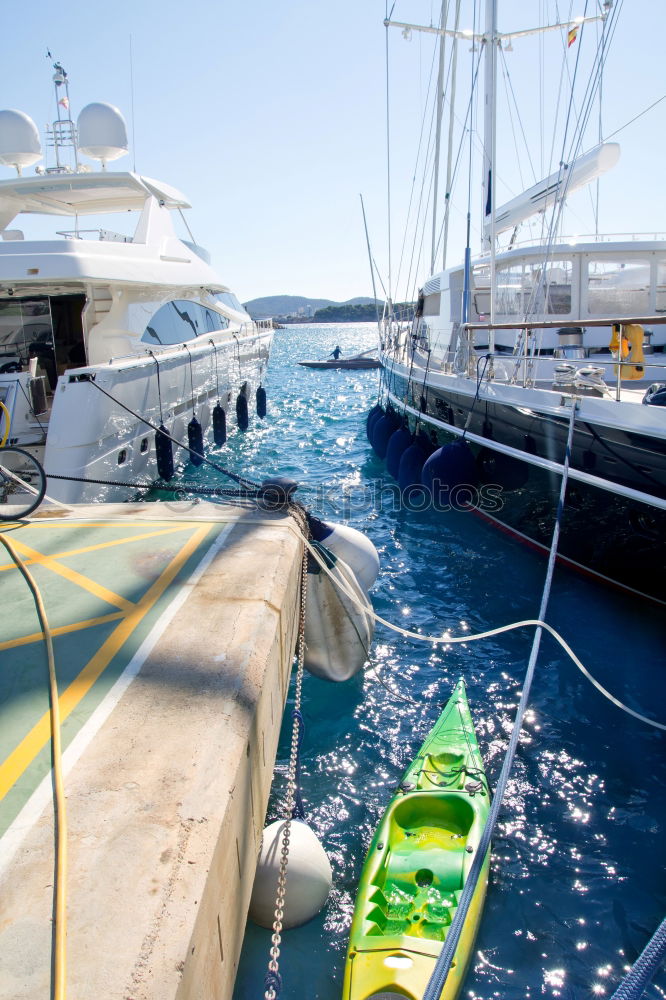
[{"left": 342, "top": 679, "right": 491, "bottom": 1000}]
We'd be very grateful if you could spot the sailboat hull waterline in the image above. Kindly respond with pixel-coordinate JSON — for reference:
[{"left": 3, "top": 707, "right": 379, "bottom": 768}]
[
  {"left": 342, "top": 680, "right": 490, "bottom": 1000},
  {"left": 382, "top": 351, "right": 666, "bottom": 604}
]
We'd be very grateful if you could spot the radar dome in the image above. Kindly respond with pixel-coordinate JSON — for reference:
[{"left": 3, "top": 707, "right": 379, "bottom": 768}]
[
  {"left": 0, "top": 110, "right": 42, "bottom": 173},
  {"left": 77, "top": 102, "right": 128, "bottom": 164}
]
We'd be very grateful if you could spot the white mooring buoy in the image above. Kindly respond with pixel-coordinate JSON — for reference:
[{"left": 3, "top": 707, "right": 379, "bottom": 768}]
[
  {"left": 317, "top": 521, "right": 380, "bottom": 593},
  {"left": 249, "top": 819, "right": 332, "bottom": 930},
  {"left": 304, "top": 552, "right": 374, "bottom": 682}
]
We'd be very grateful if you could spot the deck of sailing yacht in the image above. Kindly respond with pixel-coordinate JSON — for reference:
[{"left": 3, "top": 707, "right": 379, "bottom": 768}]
[
  {"left": 374, "top": 2, "right": 666, "bottom": 604},
  {"left": 0, "top": 63, "right": 272, "bottom": 506}
]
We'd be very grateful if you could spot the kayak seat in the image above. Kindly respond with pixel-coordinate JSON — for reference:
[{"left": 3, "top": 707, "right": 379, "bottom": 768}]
[{"left": 386, "top": 794, "right": 474, "bottom": 893}]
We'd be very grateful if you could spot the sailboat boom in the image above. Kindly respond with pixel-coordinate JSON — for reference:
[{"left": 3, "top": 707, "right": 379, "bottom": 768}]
[{"left": 384, "top": 10, "right": 609, "bottom": 45}]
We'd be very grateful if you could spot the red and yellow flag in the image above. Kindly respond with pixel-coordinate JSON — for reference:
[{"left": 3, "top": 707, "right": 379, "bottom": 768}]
[{"left": 567, "top": 25, "right": 579, "bottom": 47}]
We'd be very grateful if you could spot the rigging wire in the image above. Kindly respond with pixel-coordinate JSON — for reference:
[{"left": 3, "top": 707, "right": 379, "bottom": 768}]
[
  {"left": 498, "top": 45, "right": 537, "bottom": 194},
  {"left": 523, "top": 0, "right": 622, "bottom": 323},
  {"left": 604, "top": 94, "right": 666, "bottom": 143},
  {"left": 385, "top": 0, "right": 395, "bottom": 305},
  {"left": 421, "top": 402, "right": 579, "bottom": 1000},
  {"left": 394, "top": 26, "right": 440, "bottom": 303},
  {"left": 432, "top": 52, "right": 484, "bottom": 266}
]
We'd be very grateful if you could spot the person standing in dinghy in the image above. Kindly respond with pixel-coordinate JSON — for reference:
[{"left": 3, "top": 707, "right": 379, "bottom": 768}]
[{"left": 329, "top": 345, "right": 342, "bottom": 360}]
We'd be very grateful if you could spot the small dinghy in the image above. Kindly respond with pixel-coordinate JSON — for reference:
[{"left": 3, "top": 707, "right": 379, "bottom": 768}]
[
  {"left": 298, "top": 351, "right": 381, "bottom": 370},
  {"left": 342, "top": 679, "right": 490, "bottom": 1000}
]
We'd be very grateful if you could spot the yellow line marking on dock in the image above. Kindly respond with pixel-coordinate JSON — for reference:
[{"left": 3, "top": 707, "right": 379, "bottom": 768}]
[
  {"left": 0, "top": 523, "right": 213, "bottom": 801},
  {"left": 1, "top": 537, "right": 136, "bottom": 613},
  {"left": 0, "top": 525, "right": 198, "bottom": 573},
  {"left": 18, "top": 520, "right": 209, "bottom": 528},
  {"left": 0, "top": 612, "right": 126, "bottom": 651}
]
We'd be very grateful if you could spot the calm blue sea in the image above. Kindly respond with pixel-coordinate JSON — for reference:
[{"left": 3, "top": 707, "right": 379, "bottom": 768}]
[{"left": 181, "top": 324, "right": 665, "bottom": 1000}]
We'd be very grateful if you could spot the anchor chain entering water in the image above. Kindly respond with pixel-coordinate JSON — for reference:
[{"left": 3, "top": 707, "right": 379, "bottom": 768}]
[{"left": 263, "top": 507, "right": 309, "bottom": 1000}]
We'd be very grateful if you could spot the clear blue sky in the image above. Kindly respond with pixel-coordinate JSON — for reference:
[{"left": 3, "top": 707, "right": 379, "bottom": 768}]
[{"left": 2, "top": 0, "right": 664, "bottom": 303}]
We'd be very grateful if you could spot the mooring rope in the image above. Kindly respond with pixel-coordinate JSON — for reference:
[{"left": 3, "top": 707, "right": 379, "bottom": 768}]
[
  {"left": 608, "top": 915, "right": 666, "bottom": 1000},
  {"left": 304, "top": 535, "right": 666, "bottom": 733},
  {"left": 419, "top": 398, "right": 578, "bottom": 1000}
]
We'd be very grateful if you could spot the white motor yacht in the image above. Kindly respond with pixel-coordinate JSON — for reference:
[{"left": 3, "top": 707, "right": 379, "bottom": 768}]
[{"left": 0, "top": 64, "right": 272, "bottom": 504}]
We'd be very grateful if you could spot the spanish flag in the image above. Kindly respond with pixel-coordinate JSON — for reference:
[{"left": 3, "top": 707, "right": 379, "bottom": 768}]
[{"left": 567, "top": 25, "right": 579, "bottom": 47}]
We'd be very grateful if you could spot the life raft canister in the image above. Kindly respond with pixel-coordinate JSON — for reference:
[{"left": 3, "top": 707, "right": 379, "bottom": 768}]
[{"left": 611, "top": 323, "right": 645, "bottom": 381}]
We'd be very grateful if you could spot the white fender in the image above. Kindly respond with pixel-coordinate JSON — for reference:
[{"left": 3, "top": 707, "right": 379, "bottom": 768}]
[
  {"left": 317, "top": 522, "right": 380, "bottom": 593},
  {"left": 304, "top": 550, "right": 374, "bottom": 682},
  {"left": 249, "top": 819, "right": 332, "bottom": 929}
]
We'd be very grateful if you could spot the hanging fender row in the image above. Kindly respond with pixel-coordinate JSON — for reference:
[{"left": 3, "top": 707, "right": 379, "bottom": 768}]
[{"left": 83, "top": 379, "right": 259, "bottom": 491}]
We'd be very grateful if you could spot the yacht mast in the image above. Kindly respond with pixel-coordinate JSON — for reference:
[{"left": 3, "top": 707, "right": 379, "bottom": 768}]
[
  {"left": 441, "top": 0, "right": 461, "bottom": 271},
  {"left": 482, "top": 0, "right": 498, "bottom": 335},
  {"left": 430, "top": 0, "right": 448, "bottom": 275}
]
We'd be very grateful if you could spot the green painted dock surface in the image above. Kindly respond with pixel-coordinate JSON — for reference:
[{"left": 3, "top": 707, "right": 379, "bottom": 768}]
[
  {"left": 0, "top": 501, "right": 302, "bottom": 1000},
  {"left": 0, "top": 514, "right": 223, "bottom": 838}
]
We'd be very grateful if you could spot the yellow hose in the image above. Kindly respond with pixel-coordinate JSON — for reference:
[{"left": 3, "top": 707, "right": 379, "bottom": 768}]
[
  {"left": 0, "top": 531, "right": 67, "bottom": 999},
  {"left": 0, "top": 400, "right": 10, "bottom": 449}
]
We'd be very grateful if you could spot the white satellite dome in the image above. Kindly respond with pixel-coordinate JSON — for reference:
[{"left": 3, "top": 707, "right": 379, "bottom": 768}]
[
  {"left": 77, "top": 102, "right": 128, "bottom": 164},
  {"left": 0, "top": 110, "right": 42, "bottom": 173}
]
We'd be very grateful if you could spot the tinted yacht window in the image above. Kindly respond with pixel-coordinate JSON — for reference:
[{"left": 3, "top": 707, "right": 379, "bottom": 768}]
[
  {"left": 213, "top": 291, "right": 250, "bottom": 317},
  {"left": 141, "top": 300, "right": 229, "bottom": 344}
]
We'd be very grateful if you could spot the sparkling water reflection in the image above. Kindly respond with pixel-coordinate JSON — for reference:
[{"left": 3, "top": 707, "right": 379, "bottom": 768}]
[{"left": 179, "top": 325, "right": 664, "bottom": 1000}]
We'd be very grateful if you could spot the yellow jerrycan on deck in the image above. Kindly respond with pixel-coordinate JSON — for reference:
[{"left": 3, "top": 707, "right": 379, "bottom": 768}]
[{"left": 610, "top": 323, "right": 645, "bottom": 380}]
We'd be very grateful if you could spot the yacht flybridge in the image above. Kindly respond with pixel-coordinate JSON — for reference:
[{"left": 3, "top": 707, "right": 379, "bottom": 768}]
[
  {"left": 371, "top": 1, "right": 666, "bottom": 603},
  {"left": 0, "top": 64, "right": 272, "bottom": 503}
]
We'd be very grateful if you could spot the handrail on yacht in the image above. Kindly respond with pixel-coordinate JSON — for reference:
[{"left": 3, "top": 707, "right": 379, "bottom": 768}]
[
  {"left": 463, "top": 315, "right": 666, "bottom": 331},
  {"left": 55, "top": 229, "right": 132, "bottom": 242},
  {"left": 480, "top": 354, "right": 666, "bottom": 371},
  {"left": 487, "top": 231, "right": 666, "bottom": 250}
]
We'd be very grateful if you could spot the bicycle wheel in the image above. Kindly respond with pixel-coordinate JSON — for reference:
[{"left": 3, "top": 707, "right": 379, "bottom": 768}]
[{"left": 0, "top": 447, "right": 47, "bottom": 519}]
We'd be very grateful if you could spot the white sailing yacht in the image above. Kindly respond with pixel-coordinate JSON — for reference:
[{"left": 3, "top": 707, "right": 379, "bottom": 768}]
[
  {"left": 372, "top": 0, "right": 666, "bottom": 604},
  {"left": 0, "top": 63, "right": 272, "bottom": 504}
]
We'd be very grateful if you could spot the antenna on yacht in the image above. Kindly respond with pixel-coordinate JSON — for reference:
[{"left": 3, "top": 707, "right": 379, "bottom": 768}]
[
  {"left": 42, "top": 58, "right": 129, "bottom": 174},
  {"left": 129, "top": 34, "right": 137, "bottom": 172},
  {"left": 49, "top": 59, "right": 79, "bottom": 172}
]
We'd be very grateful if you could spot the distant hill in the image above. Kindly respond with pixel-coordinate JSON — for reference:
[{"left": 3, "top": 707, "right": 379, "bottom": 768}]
[{"left": 244, "top": 294, "right": 379, "bottom": 321}]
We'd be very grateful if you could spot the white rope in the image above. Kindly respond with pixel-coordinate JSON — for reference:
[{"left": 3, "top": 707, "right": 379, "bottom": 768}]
[{"left": 303, "top": 537, "right": 666, "bottom": 733}]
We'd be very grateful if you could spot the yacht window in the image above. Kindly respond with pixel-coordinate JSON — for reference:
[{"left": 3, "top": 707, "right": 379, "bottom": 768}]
[
  {"left": 448, "top": 275, "right": 465, "bottom": 322},
  {"left": 494, "top": 264, "right": 525, "bottom": 316},
  {"left": 205, "top": 308, "right": 229, "bottom": 332},
  {"left": 141, "top": 299, "right": 229, "bottom": 345},
  {"left": 587, "top": 259, "right": 650, "bottom": 316},
  {"left": 0, "top": 297, "right": 57, "bottom": 382},
  {"left": 655, "top": 262, "right": 666, "bottom": 313},
  {"left": 524, "top": 260, "right": 572, "bottom": 315},
  {"left": 471, "top": 264, "right": 491, "bottom": 318},
  {"left": 0, "top": 297, "right": 52, "bottom": 357},
  {"left": 213, "top": 291, "right": 250, "bottom": 317},
  {"left": 423, "top": 293, "right": 441, "bottom": 316}
]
